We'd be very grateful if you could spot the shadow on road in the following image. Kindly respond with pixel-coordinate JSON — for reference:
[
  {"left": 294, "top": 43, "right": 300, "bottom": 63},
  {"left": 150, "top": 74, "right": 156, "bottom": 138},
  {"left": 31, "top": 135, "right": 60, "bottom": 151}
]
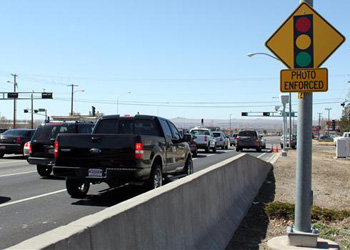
[
  {"left": 226, "top": 167, "right": 276, "bottom": 250},
  {"left": 1, "top": 155, "right": 25, "bottom": 160},
  {"left": 71, "top": 184, "right": 145, "bottom": 207},
  {"left": 0, "top": 196, "right": 11, "bottom": 204}
]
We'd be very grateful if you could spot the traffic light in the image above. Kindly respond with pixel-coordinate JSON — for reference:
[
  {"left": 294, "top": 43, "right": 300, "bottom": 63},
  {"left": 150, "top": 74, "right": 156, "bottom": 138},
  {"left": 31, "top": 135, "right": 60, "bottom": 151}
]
[
  {"left": 7, "top": 92, "right": 18, "bottom": 98},
  {"left": 24, "top": 109, "right": 29, "bottom": 113},
  {"left": 42, "top": 92, "right": 53, "bottom": 99},
  {"left": 201, "top": 118, "right": 204, "bottom": 125},
  {"left": 263, "top": 112, "right": 270, "bottom": 116},
  {"left": 241, "top": 112, "right": 248, "bottom": 116},
  {"left": 34, "top": 110, "right": 38, "bottom": 113},
  {"left": 92, "top": 106, "right": 96, "bottom": 116},
  {"left": 331, "top": 120, "right": 336, "bottom": 131},
  {"left": 294, "top": 14, "right": 314, "bottom": 68}
]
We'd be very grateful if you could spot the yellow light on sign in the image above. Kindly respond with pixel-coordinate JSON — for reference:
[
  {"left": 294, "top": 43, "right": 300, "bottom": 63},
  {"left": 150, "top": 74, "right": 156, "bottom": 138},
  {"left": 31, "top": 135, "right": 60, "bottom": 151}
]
[{"left": 280, "top": 68, "right": 328, "bottom": 92}]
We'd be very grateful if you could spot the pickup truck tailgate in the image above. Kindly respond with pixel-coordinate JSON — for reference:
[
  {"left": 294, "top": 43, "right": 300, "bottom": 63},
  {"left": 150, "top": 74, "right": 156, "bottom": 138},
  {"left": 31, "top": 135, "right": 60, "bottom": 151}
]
[{"left": 55, "top": 134, "right": 138, "bottom": 168}]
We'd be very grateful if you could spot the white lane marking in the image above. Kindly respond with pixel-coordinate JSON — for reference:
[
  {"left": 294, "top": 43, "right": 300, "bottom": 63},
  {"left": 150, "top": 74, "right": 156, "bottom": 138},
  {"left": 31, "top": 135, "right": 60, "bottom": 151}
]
[
  {"left": 257, "top": 153, "right": 266, "bottom": 159},
  {"left": 0, "top": 160, "right": 27, "bottom": 165},
  {"left": 0, "top": 170, "right": 37, "bottom": 178},
  {"left": 0, "top": 189, "right": 67, "bottom": 208}
]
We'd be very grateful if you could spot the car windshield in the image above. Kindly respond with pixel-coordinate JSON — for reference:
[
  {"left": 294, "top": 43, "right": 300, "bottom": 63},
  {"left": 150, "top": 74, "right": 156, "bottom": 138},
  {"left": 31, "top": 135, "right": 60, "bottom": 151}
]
[
  {"left": 238, "top": 131, "right": 257, "bottom": 137},
  {"left": 191, "top": 130, "right": 210, "bottom": 135},
  {"left": 2, "top": 129, "right": 32, "bottom": 137},
  {"left": 212, "top": 133, "right": 221, "bottom": 137}
]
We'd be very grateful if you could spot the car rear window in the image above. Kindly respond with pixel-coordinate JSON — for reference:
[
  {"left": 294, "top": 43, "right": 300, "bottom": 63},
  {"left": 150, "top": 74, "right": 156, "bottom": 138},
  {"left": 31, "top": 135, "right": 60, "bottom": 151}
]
[
  {"left": 191, "top": 130, "right": 210, "bottom": 136},
  {"left": 212, "top": 132, "right": 221, "bottom": 137},
  {"left": 238, "top": 131, "right": 257, "bottom": 137},
  {"left": 33, "top": 124, "right": 76, "bottom": 142},
  {"left": 2, "top": 130, "right": 33, "bottom": 137},
  {"left": 94, "top": 118, "right": 161, "bottom": 136}
]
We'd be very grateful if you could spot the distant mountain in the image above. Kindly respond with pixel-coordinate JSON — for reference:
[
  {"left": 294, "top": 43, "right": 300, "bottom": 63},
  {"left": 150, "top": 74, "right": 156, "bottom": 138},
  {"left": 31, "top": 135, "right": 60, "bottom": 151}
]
[{"left": 170, "top": 117, "right": 293, "bottom": 133}]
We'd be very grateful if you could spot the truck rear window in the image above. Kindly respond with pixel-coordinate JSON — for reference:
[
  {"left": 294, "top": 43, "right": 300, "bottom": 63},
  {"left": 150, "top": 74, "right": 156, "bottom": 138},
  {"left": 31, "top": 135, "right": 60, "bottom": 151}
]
[
  {"left": 238, "top": 131, "right": 257, "bottom": 137},
  {"left": 33, "top": 125, "right": 75, "bottom": 142},
  {"left": 191, "top": 130, "right": 210, "bottom": 136},
  {"left": 94, "top": 118, "right": 161, "bottom": 136}
]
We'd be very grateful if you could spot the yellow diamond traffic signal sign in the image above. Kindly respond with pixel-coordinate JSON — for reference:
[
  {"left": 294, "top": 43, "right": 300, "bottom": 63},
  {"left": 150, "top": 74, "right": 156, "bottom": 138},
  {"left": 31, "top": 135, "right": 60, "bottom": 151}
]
[{"left": 266, "top": 3, "right": 345, "bottom": 69}]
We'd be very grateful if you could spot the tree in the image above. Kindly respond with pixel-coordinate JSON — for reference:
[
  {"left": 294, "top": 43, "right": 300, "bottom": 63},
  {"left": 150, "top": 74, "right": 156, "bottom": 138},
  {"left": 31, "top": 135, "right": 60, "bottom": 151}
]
[{"left": 340, "top": 105, "right": 350, "bottom": 133}]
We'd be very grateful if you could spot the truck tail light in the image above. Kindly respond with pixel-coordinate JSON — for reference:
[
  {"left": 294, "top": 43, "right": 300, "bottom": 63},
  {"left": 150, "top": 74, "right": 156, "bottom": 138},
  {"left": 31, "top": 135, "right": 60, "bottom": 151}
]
[
  {"left": 16, "top": 137, "right": 21, "bottom": 144},
  {"left": 29, "top": 141, "right": 32, "bottom": 154},
  {"left": 254, "top": 138, "right": 259, "bottom": 142},
  {"left": 204, "top": 136, "right": 208, "bottom": 142},
  {"left": 54, "top": 140, "right": 59, "bottom": 158},
  {"left": 135, "top": 142, "right": 144, "bottom": 159},
  {"left": 236, "top": 136, "right": 240, "bottom": 141}
]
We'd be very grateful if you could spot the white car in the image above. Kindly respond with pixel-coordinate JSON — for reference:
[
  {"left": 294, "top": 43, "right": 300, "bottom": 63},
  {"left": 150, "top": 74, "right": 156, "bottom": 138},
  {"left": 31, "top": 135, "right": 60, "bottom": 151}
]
[
  {"left": 190, "top": 127, "right": 216, "bottom": 153},
  {"left": 212, "top": 131, "right": 229, "bottom": 149}
]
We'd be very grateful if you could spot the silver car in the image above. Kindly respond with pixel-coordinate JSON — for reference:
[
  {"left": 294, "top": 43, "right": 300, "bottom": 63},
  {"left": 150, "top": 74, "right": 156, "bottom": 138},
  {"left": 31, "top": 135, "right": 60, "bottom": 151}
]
[
  {"left": 190, "top": 127, "right": 216, "bottom": 153},
  {"left": 212, "top": 131, "right": 229, "bottom": 149}
]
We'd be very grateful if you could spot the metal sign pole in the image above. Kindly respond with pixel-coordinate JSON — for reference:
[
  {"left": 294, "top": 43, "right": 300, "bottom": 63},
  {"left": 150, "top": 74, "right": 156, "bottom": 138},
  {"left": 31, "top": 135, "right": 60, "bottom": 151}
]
[{"left": 294, "top": 0, "right": 314, "bottom": 234}]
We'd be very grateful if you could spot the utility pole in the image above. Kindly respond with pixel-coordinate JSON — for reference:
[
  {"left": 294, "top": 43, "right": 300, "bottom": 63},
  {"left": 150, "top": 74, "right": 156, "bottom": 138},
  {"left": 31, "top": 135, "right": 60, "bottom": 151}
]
[
  {"left": 11, "top": 74, "right": 18, "bottom": 128},
  {"left": 325, "top": 108, "right": 331, "bottom": 136},
  {"left": 68, "top": 84, "right": 79, "bottom": 116},
  {"left": 31, "top": 91, "right": 34, "bottom": 129},
  {"left": 317, "top": 112, "right": 322, "bottom": 126},
  {"left": 229, "top": 114, "right": 232, "bottom": 135}
]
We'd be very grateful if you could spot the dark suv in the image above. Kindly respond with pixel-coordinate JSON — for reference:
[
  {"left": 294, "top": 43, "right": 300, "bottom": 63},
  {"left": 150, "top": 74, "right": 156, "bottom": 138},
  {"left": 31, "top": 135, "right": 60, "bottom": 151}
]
[
  {"left": 0, "top": 129, "right": 36, "bottom": 157},
  {"left": 236, "top": 130, "right": 263, "bottom": 152},
  {"left": 28, "top": 121, "right": 94, "bottom": 177}
]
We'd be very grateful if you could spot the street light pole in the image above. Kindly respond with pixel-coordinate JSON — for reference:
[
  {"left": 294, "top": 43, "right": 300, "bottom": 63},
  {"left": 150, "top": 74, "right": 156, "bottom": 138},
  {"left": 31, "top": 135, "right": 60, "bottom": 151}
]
[
  {"left": 117, "top": 92, "right": 131, "bottom": 114},
  {"left": 68, "top": 84, "right": 79, "bottom": 116},
  {"left": 248, "top": 52, "right": 293, "bottom": 148}
]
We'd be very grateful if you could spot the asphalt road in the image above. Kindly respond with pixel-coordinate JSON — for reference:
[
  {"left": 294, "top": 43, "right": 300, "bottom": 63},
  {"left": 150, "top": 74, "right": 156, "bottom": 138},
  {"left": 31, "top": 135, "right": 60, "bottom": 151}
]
[{"left": 0, "top": 137, "right": 280, "bottom": 249}]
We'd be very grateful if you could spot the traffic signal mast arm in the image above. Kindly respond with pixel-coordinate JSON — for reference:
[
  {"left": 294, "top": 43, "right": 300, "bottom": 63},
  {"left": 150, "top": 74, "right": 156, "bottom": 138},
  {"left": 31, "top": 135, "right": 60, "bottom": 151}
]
[{"left": 241, "top": 111, "right": 296, "bottom": 117}]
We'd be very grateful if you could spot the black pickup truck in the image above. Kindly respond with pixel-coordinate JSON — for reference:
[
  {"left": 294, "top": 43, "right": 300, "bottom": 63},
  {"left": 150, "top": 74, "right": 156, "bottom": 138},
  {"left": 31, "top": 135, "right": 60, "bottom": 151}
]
[{"left": 53, "top": 115, "right": 193, "bottom": 198}]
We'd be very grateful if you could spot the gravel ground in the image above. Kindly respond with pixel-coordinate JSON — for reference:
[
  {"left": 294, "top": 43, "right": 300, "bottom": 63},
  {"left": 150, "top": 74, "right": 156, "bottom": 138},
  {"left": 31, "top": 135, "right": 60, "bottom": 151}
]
[{"left": 226, "top": 141, "right": 350, "bottom": 249}]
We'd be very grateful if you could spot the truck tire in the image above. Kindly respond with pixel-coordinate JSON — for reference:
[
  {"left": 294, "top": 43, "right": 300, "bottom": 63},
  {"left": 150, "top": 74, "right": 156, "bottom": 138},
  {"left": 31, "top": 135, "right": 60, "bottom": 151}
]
[
  {"left": 212, "top": 146, "right": 216, "bottom": 153},
  {"left": 205, "top": 144, "right": 210, "bottom": 153},
  {"left": 183, "top": 157, "right": 193, "bottom": 175},
  {"left": 256, "top": 147, "right": 262, "bottom": 152},
  {"left": 66, "top": 179, "right": 90, "bottom": 198},
  {"left": 37, "top": 165, "right": 52, "bottom": 177},
  {"left": 192, "top": 147, "right": 198, "bottom": 157},
  {"left": 147, "top": 164, "right": 163, "bottom": 190},
  {"left": 236, "top": 147, "right": 240, "bottom": 152},
  {"left": 0, "top": 153, "right": 4, "bottom": 158}
]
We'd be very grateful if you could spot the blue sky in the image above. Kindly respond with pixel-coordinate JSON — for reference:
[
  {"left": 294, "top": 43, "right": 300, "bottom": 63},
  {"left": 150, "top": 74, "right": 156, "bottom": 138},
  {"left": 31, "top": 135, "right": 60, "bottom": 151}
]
[{"left": 0, "top": 0, "right": 349, "bottom": 123}]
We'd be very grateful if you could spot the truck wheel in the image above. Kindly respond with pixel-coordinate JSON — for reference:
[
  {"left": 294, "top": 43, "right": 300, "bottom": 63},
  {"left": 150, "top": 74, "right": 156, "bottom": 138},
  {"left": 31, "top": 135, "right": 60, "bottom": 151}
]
[
  {"left": 183, "top": 157, "right": 193, "bottom": 175},
  {"left": 221, "top": 146, "right": 225, "bottom": 150},
  {"left": 147, "top": 164, "right": 163, "bottom": 190},
  {"left": 193, "top": 148, "right": 197, "bottom": 157},
  {"left": 256, "top": 147, "right": 262, "bottom": 152},
  {"left": 212, "top": 146, "right": 216, "bottom": 153},
  {"left": 236, "top": 147, "right": 240, "bottom": 152},
  {"left": 205, "top": 144, "right": 210, "bottom": 153},
  {"left": 66, "top": 179, "right": 90, "bottom": 198},
  {"left": 37, "top": 165, "right": 52, "bottom": 177},
  {"left": 0, "top": 153, "right": 4, "bottom": 158}
]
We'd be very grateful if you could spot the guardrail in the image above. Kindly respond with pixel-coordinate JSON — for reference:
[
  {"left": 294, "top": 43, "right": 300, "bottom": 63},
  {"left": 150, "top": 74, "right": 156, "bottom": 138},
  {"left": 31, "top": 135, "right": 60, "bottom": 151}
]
[{"left": 8, "top": 153, "right": 272, "bottom": 250}]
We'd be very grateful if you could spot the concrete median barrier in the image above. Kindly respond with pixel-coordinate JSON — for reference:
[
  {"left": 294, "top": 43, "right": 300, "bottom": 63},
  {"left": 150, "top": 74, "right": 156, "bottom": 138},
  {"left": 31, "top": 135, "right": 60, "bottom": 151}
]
[{"left": 8, "top": 153, "right": 272, "bottom": 250}]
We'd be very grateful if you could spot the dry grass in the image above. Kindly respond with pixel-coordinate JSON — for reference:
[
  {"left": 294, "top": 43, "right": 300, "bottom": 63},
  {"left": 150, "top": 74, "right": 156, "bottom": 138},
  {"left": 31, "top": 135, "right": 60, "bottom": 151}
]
[{"left": 227, "top": 142, "right": 350, "bottom": 249}]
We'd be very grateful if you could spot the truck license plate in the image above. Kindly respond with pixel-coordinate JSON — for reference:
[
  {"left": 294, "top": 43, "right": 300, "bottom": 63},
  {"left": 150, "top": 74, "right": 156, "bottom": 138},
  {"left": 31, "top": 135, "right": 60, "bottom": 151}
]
[{"left": 88, "top": 168, "right": 104, "bottom": 178}]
